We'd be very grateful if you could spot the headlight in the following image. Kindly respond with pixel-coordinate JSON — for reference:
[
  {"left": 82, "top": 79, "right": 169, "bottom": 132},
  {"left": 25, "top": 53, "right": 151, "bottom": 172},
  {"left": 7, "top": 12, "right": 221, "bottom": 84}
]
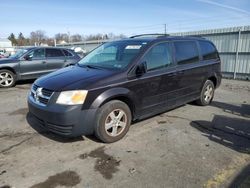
[{"left": 56, "top": 90, "right": 88, "bottom": 105}]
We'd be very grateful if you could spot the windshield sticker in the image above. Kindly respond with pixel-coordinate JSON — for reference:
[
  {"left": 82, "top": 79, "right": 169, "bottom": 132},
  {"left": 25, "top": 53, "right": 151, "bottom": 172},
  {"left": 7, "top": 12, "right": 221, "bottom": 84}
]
[
  {"left": 114, "top": 64, "right": 122, "bottom": 68},
  {"left": 125, "top": 45, "right": 142, "bottom": 49}
]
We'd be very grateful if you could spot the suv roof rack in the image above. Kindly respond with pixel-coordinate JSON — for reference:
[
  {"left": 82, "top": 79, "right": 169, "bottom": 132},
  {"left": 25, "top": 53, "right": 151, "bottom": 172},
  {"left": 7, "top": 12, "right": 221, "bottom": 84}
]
[
  {"left": 184, "top": 35, "right": 205, "bottom": 39},
  {"left": 130, "top": 33, "right": 169, "bottom": 38}
]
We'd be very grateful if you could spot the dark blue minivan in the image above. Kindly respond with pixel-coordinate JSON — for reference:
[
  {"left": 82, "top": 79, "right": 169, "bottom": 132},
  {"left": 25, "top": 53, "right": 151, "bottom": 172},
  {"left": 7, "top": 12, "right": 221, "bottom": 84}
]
[{"left": 28, "top": 35, "right": 222, "bottom": 143}]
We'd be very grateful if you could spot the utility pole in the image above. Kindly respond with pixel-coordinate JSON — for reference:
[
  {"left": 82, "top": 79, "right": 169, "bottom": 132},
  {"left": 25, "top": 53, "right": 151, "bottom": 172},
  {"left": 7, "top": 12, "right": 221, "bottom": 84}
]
[
  {"left": 67, "top": 30, "right": 71, "bottom": 43},
  {"left": 234, "top": 27, "right": 242, "bottom": 79},
  {"left": 164, "top": 24, "right": 167, "bottom": 35}
]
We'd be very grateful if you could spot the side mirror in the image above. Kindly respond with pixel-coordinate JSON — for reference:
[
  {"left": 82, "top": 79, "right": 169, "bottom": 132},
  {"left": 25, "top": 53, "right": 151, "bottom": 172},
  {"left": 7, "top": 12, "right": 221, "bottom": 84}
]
[
  {"left": 24, "top": 55, "right": 32, "bottom": 61},
  {"left": 136, "top": 61, "right": 147, "bottom": 76}
]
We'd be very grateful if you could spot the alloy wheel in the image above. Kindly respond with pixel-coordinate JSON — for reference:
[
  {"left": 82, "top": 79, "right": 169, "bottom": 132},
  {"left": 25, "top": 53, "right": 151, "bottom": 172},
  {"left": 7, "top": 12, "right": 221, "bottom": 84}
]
[
  {"left": 204, "top": 84, "right": 214, "bottom": 103},
  {"left": 104, "top": 109, "right": 127, "bottom": 137},
  {"left": 0, "top": 72, "right": 14, "bottom": 87}
]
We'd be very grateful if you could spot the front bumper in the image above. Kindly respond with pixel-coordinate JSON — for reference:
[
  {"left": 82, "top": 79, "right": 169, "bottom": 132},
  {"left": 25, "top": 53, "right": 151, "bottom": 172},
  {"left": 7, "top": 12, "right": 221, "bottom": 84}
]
[{"left": 28, "top": 95, "right": 97, "bottom": 137}]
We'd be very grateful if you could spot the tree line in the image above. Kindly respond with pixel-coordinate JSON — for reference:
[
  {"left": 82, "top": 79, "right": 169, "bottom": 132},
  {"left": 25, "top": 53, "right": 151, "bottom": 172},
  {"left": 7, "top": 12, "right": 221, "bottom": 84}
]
[{"left": 8, "top": 30, "right": 126, "bottom": 46}]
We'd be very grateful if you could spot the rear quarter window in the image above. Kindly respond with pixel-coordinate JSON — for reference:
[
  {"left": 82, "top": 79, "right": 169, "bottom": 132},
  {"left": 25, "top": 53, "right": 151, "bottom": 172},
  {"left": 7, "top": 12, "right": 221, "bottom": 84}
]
[
  {"left": 199, "top": 41, "right": 219, "bottom": 60},
  {"left": 174, "top": 41, "right": 199, "bottom": 65},
  {"left": 63, "top": 49, "right": 74, "bottom": 57},
  {"left": 46, "top": 49, "right": 64, "bottom": 58}
]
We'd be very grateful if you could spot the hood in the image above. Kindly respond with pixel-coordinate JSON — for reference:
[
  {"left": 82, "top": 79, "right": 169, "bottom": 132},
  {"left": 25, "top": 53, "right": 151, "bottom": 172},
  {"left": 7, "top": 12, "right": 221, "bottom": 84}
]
[
  {"left": 0, "top": 58, "right": 18, "bottom": 64},
  {"left": 35, "top": 65, "right": 116, "bottom": 91}
]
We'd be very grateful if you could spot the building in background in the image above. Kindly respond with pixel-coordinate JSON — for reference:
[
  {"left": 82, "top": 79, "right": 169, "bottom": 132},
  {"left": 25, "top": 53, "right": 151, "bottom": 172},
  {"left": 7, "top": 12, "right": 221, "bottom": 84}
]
[
  {"left": 0, "top": 38, "right": 12, "bottom": 48},
  {"left": 0, "top": 38, "right": 14, "bottom": 56}
]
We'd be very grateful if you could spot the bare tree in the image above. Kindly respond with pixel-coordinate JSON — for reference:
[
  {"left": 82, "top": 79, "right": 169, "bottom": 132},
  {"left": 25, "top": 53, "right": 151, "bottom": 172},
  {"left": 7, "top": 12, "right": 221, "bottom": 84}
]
[
  {"left": 118, "top": 34, "right": 126, "bottom": 39},
  {"left": 107, "top": 33, "right": 115, "bottom": 39},
  {"left": 54, "top": 33, "right": 69, "bottom": 43},
  {"left": 84, "top": 33, "right": 103, "bottom": 41},
  {"left": 30, "top": 30, "right": 47, "bottom": 45},
  {"left": 46, "top": 38, "right": 56, "bottom": 46},
  {"left": 107, "top": 33, "right": 126, "bottom": 39},
  {"left": 71, "top": 34, "right": 82, "bottom": 42}
]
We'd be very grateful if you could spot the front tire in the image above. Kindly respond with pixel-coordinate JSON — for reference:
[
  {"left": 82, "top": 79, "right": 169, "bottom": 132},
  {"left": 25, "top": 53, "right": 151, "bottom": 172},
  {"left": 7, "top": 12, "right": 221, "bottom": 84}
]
[
  {"left": 0, "top": 69, "right": 16, "bottom": 88},
  {"left": 196, "top": 80, "right": 215, "bottom": 106},
  {"left": 94, "top": 100, "right": 132, "bottom": 143}
]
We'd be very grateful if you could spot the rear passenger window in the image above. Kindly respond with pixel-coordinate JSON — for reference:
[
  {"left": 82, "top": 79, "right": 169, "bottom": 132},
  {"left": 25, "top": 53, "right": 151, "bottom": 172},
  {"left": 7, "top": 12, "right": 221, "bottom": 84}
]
[
  {"left": 199, "top": 41, "right": 219, "bottom": 60},
  {"left": 46, "top": 49, "right": 64, "bottom": 58},
  {"left": 63, "top": 49, "right": 73, "bottom": 57},
  {"left": 174, "top": 41, "right": 199, "bottom": 65},
  {"left": 142, "top": 42, "right": 173, "bottom": 71}
]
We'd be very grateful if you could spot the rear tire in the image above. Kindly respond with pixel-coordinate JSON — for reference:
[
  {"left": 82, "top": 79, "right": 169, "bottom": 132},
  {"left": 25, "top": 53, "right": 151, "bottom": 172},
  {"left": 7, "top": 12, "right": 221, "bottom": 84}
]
[
  {"left": 94, "top": 100, "right": 132, "bottom": 143},
  {"left": 195, "top": 80, "right": 215, "bottom": 106},
  {"left": 0, "top": 69, "right": 16, "bottom": 88}
]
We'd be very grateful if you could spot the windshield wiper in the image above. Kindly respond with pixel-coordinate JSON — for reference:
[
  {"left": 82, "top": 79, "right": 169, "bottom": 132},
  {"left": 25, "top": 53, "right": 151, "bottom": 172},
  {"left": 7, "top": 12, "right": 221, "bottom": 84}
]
[
  {"left": 86, "top": 65, "right": 101, "bottom": 69},
  {"left": 78, "top": 64, "right": 103, "bottom": 70}
]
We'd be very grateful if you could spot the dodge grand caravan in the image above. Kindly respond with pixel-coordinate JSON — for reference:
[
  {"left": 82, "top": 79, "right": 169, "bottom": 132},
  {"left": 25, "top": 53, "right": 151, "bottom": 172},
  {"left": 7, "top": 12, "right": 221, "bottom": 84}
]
[{"left": 28, "top": 35, "right": 221, "bottom": 143}]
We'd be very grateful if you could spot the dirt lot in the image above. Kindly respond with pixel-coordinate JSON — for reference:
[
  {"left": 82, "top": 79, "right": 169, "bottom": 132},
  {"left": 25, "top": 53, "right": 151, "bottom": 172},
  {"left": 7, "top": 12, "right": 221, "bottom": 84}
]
[{"left": 0, "top": 79, "right": 249, "bottom": 188}]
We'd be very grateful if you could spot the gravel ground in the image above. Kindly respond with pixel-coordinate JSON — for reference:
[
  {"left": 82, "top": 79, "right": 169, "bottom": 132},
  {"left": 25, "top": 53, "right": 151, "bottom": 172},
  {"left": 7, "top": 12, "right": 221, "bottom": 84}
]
[{"left": 0, "top": 79, "right": 249, "bottom": 188}]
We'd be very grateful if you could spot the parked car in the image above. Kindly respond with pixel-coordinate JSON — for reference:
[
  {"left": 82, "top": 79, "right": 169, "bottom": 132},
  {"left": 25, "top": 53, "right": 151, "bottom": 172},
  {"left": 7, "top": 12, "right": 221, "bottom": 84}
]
[
  {"left": 0, "top": 47, "right": 80, "bottom": 88},
  {"left": 28, "top": 35, "right": 222, "bottom": 143},
  {"left": 0, "top": 50, "right": 5, "bottom": 58},
  {"left": 71, "top": 47, "right": 87, "bottom": 58},
  {"left": 0, "top": 51, "right": 10, "bottom": 59},
  {"left": 0, "top": 49, "right": 5, "bottom": 54}
]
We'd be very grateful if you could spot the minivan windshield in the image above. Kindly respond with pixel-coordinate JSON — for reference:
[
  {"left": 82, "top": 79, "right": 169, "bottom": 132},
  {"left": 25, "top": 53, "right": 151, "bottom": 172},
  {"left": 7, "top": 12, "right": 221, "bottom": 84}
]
[
  {"left": 78, "top": 41, "right": 147, "bottom": 70},
  {"left": 9, "top": 49, "right": 28, "bottom": 59}
]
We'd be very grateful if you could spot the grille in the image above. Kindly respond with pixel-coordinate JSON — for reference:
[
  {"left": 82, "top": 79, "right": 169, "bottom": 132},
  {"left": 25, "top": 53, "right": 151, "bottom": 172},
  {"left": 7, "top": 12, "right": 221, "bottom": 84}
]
[
  {"left": 33, "top": 84, "right": 38, "bottom": 91},
  {"left": 42, "top": 89, "right": 53, "bottom": 97},
  {"left": 31, "top": 84, "right": 54, "bottom": 106}
]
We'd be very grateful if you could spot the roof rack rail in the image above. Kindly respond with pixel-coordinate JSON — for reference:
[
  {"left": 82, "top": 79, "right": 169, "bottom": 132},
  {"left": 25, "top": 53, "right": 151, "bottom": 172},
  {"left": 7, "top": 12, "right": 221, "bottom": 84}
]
[
  {"left": 130, "top": 33, "right": 169, "bottom": 38},
  {"left": 184, "top": 35, "right": 205, "bottom": 38}
]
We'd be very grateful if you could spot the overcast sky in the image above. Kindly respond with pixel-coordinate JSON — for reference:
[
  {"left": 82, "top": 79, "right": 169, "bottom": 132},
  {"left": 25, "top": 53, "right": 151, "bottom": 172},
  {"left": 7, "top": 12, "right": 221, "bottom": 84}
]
[{"left": 0, "top": 0, "right": 250, "bottom": 38}]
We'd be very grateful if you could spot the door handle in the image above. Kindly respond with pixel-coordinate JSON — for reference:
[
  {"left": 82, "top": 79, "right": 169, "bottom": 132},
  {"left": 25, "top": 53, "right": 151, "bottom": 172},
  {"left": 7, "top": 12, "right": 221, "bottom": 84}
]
[
  {"left": 177, "top": 70, "right": 184, "bottom": 75},
  {"left": 168, "top": 72, "right": 177, "bottom": 76}
]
